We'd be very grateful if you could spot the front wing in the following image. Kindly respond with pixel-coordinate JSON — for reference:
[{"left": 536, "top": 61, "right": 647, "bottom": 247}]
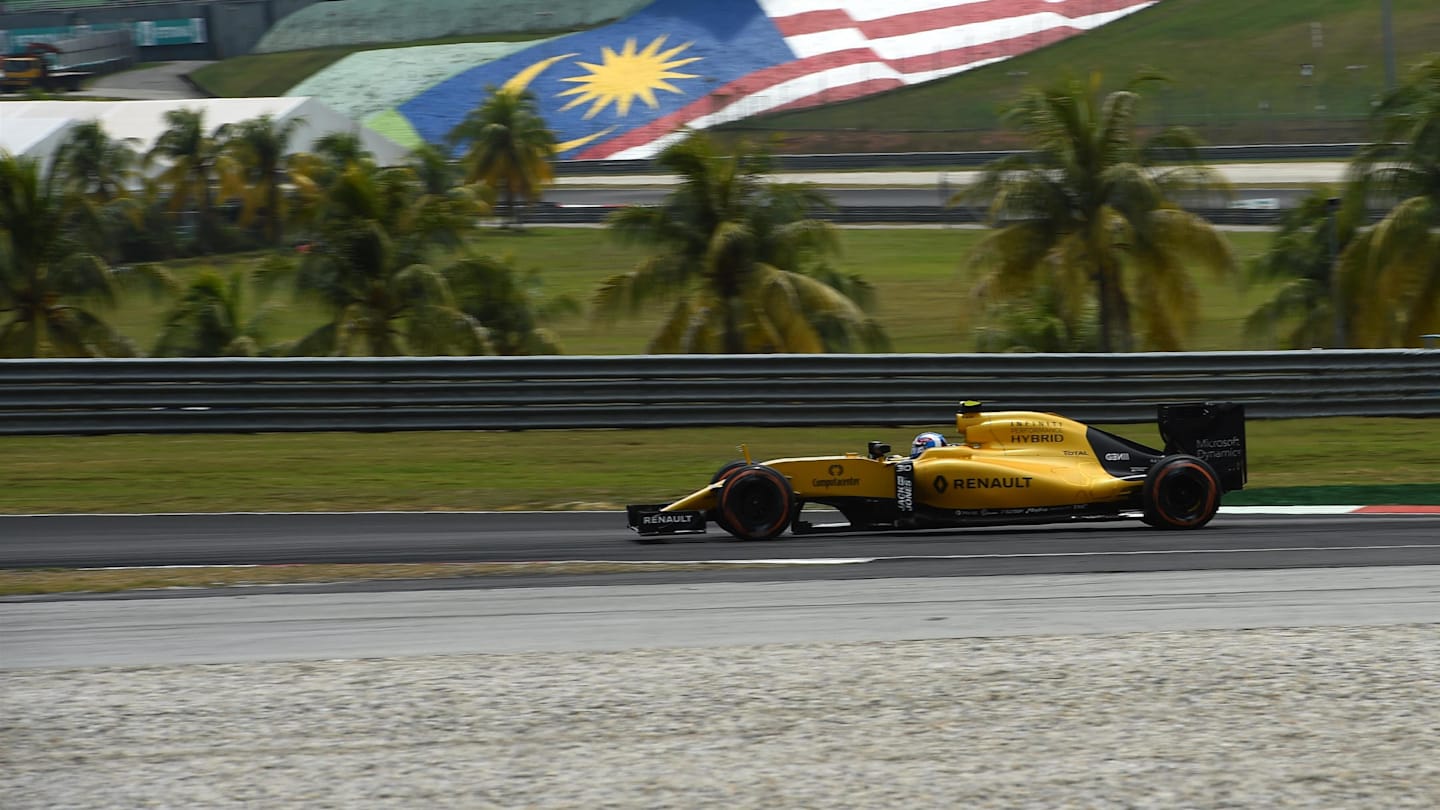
[{"left": 626, "top": 504, "right": 707, "bottom": 537}]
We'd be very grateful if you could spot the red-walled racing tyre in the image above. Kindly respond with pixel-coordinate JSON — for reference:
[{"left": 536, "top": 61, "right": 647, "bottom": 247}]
[
  {"left": 710, "top": 460, "right": 749, "bottom": 485},
  {"left": 1142, "top": 455, "right": 1221, "bottom": 529},
  {"left": 706, "top": 460, "right": 749, "bottom": 534},
  {"left": 716, "top": 464, "right": 796, "bottom": 540}
]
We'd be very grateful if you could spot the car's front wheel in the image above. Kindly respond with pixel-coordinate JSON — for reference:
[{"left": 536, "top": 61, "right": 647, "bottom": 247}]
[
  {"left": 716, "top": 465, "right": 795, "bottom": 540},
  {"left": 1141, "top": 455, "right": 1221, "bottom": 529}
]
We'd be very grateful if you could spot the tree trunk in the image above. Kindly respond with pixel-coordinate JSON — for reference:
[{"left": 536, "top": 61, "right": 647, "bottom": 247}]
[
  {"left": 198, "top": 169, "right": 215, "bottom": 253},
  {"left": 723, "top": 296, "right": 743, "bottom": 353},
  {"left": 1094, "top": 260, "right": 1133, "bottom": 353},
  {"left": 268, "top": 173, "right": 283, "bottom": 245},
  {"left": 1094, "top": 267, "right": 1114, "bottom": 353}
]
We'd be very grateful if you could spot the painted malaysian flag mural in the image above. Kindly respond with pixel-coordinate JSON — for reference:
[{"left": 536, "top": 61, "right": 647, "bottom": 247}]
[{"left": 398, "top": 0, "right": 1159, "bottom": 160}]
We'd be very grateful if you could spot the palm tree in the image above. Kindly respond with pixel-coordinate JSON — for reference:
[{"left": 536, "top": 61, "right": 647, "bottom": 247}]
[
  {"left": 960, "top": 74, "right": 1235, "bottom": 352},
  {"left": 49, "top": 121, "right": 145, "bottom": 262},
  {"left": 592, "top": 131, "right": 888, "bottom": 354},
  {"left": 51, "top": 120, "right": 140, "bottom": 204},
  {"left": 313, "top": 131, "right": 370, "bottom": 171},
  {"left": 289, "top": 162, "right": 488, "bottom": 356},
  {"left": 0, "top": 152, "right": 136, "bottom": 357},
  {"left": 1243, "top": 190, "right": 1358, "bottom": 349},
  {"left": 151, "top": 269, "right": 274, "bottom": 357},
  {"left": 409, "top": 142, "right": 460, "bottom": 196},
  {"left": 145, "top": 108, "right": 232, "bottom": 253},
  {"left": 445, "top": 252, "right": 578, "bottom": 355},
  {"left": 448, "top": 87, "right": 557, "bottom": 228},
  {"left": 220, "top": 114, "right": 314, "bottom": 245},
  {"left": 974, "top": 276, "right": 1101, "bottom": 353},
  {"left": 1338, "top": 55, "right": 1440, "bottom": 347}
]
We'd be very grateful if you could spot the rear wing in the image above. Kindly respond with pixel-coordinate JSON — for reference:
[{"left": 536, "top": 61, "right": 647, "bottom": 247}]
[{"left": 1158, "top": 402, "right": 1247, "bottom": 491}]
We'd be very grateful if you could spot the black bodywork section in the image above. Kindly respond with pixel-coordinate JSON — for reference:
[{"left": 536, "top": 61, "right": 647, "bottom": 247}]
[
  {"left": 1158, "top": 402, "right": 1247, "bottom": 491},
  {"left": 1086, "top": 428, "right": 1165, "bottom": 479},
  {"left": 627, "top": 504, "right": 706, "bottom": 536}
]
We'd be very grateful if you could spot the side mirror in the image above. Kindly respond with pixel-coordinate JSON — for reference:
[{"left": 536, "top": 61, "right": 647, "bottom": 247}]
[{"left": 867, "top": 441, "right": 890, "bottom": 460}]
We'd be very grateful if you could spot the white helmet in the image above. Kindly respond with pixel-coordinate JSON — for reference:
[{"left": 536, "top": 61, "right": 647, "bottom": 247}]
[{"left": 910, "top": 432, "right": 947, "bottom": 458}]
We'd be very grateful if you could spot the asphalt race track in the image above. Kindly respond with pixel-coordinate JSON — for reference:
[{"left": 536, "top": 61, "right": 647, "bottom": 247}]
[
  {"left": 8, "top": 510, "right": 1439, "bottom": 669},
  {"left": 3, "top": 511, "right": 1439, "bottom": 581}
]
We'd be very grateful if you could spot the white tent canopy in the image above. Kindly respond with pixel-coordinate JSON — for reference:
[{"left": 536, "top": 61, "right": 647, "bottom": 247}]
[
  {"left": 0, "top": 116, "right": 78, "bottom": 167},
  {"left": 0, "top": 97, "right": 410, "bottom": 169}
]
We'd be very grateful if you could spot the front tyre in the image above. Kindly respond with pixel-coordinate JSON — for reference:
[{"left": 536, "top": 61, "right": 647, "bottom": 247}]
[
  {"left": 716, "top": 465, "right": 796, "bottom": 540},
  {"left": 1142, "top": 455, "right": 1221, "bottom": 529},
  {"left": 706, "top": 460, "right": 749, "bottom": 534}
]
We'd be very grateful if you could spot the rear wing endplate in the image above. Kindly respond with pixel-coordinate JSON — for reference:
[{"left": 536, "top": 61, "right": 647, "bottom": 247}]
[{"left": 1158, "top": 402, "right": 1247, "bottom": 491}]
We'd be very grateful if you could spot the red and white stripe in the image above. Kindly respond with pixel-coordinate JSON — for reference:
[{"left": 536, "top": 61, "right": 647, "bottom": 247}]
[{"left": 585, "top": 0, "right": 1158, "bottom": 160}]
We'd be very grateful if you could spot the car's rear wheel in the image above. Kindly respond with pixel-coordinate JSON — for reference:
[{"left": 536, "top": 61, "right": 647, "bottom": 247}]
[
  {"left": 1141, "top": 455, "right": 1221, "bottom": 529},
  {"left": 716, "top": 465, "right": 795, "bottom": 541}
]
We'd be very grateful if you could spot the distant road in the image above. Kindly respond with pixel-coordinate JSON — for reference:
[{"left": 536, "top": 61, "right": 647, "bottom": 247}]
[
  {"left": 545, "top": 185, "right": 1315, "bottom": 210},
  {"left": 547, "top": 162, "right": 1346, "bottom": 214},
  {"left": 84, "top": 61, "right": 212, "bottom": 100},
  {"left": 554, "top": 163, "right": 1349, "bottom": 188}
]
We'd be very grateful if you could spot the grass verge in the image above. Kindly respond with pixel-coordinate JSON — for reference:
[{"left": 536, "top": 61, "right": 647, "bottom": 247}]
[
  {"left": 3, "top": 418, "right": 1436, "bottom": 515},
  {"left": 1226, "top": 484, "right": 1440, "bottom": 506},
  {"left": 0, "top": 561, "right": 784, "bottom": 597}
]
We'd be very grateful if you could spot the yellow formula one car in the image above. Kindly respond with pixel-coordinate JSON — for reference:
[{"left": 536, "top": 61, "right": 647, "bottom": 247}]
[{"left": 627, "top": 401, "right": 1246, "bottom": 541}]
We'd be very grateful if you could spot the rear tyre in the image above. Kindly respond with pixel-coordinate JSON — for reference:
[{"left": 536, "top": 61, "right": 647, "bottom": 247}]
[
  {"left": 716, "top": 465, "right": 796, "bottom": 541},
  {"left": 1141, "top": 455, "right": 1221, "bottom": 529}
]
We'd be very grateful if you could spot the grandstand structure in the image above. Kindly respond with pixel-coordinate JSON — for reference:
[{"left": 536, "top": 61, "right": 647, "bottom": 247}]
[
  {"left": 310, "top": 0, "right": 1163, "bottom": 159},
  {"left": 5, "top": 0, "right": 1167, "bottom": 160}
]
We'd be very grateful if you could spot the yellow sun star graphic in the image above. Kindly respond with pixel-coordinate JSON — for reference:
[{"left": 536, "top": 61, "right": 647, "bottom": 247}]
[{"left": 557, "top": 35, "right": 702, "bottom": 119}]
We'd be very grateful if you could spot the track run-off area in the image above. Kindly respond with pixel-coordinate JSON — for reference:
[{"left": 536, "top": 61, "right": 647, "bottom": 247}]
[
  {"left": 4, "top": 508, "right": 1440, "bottom": 670},
  {"left": 6, "top": 510, "right": 1440, "bottom": 808}
]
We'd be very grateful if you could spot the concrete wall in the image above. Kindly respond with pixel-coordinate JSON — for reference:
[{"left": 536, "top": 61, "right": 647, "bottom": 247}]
[{"left": 207, "top": 0, "right": 318, "bottom": 58}]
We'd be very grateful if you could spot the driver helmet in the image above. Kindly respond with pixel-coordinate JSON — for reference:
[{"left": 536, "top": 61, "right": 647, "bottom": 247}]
[{"left": 910, "top": 431, "right": 947, "bottom": 458}]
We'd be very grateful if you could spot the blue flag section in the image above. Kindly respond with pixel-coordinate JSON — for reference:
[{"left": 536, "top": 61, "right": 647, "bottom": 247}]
[{"left": 398, "top": 0, "right": 794, "bottom": 160}]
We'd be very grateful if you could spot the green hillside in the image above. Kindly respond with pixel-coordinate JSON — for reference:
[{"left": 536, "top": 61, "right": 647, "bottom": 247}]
[
  {"left": 728, "top": 0, "right": 1440, "bottom": 150},
  {"left": 191, "top": 0, "right": 1439, "bottom": 149}
]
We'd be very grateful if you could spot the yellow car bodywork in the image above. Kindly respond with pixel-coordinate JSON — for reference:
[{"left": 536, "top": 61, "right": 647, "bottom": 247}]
[
  {"left": 667, "top": 410, "right": 1141, "bottom": 515},
  {"left": 627, "top": 402, "right": 1246, "bottom": 541}
]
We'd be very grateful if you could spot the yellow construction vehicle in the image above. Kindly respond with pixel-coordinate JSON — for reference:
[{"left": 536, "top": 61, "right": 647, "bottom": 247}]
[{"left": 1, "top": 42, "right": 91, "bottom": 93}]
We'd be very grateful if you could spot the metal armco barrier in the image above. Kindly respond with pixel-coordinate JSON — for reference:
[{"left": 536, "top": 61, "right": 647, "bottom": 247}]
[
  {"left": 1, "top": 350, "right": 1437, "bottom": 436},
  {"left": 554, "top": 144, "right": 1363, "bottom": 175}
]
